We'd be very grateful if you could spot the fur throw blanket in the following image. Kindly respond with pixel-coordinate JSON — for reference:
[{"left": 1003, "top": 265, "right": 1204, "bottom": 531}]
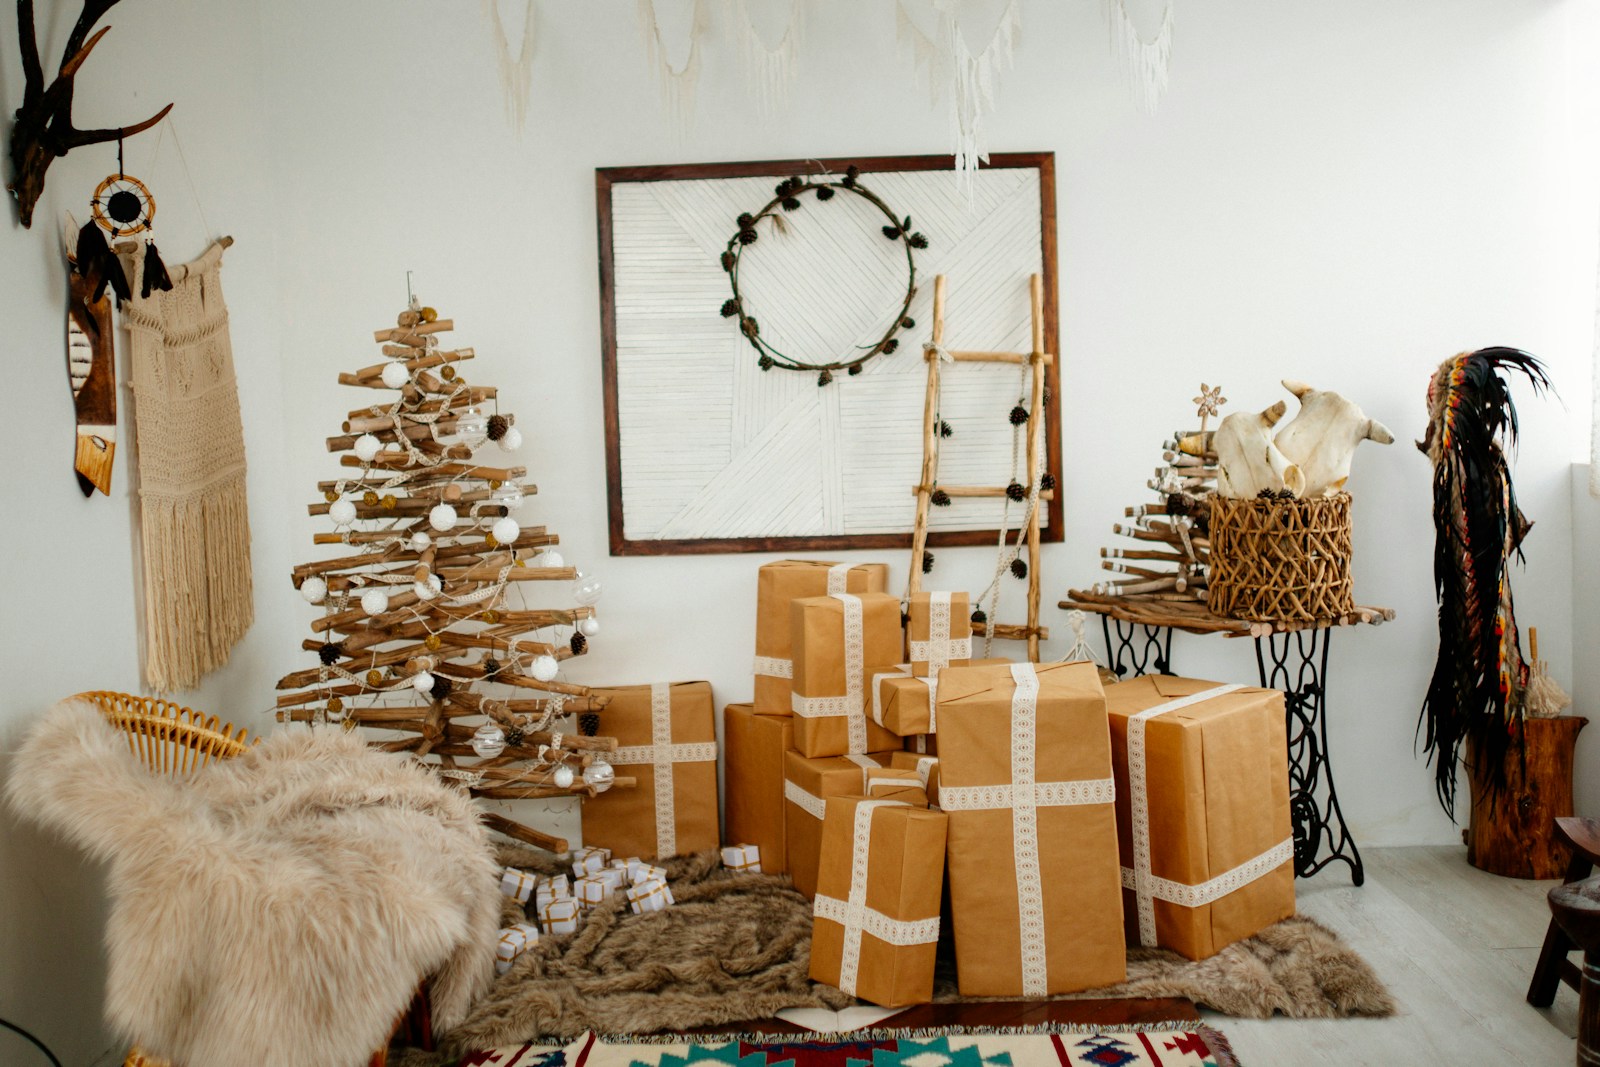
[{"left": 6, "top": 699, "right": 501, "bottom": 1067}]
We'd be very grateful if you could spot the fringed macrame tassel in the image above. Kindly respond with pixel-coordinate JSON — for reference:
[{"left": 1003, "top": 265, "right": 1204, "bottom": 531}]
[
  {"left": 141, "top": 239, "right": 173, "bottom": 298},
  {"left": 733, "top": 0, "right": 803, "bottom": 118},
  {"left": 638, "top": 0, "right": 711, "bottom": 136},
  {"left": 1104, "top": 0, "right": 1174, "bottom": 115}
]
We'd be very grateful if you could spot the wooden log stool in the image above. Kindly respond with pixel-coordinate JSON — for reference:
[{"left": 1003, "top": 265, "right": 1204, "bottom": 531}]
[
  {"left": 1529, "top": 817, "right": 1600, "bottom": 1008},
  {"left": 1546, "top": 875, "right": 1600, "bottom": 1065}
]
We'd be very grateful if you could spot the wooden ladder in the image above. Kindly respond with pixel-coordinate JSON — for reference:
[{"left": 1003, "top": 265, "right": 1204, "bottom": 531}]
[{"left": 908, "top": 274, "right": 1053, "bottom": 661}]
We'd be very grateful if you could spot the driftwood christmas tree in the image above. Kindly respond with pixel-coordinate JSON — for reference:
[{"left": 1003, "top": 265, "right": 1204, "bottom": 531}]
[
  {"left": 1088, "top": 385, "right": 1223, "bottom": 600},
  {"left": 276, "top": 299, "right": 624, "bottom": 852}
]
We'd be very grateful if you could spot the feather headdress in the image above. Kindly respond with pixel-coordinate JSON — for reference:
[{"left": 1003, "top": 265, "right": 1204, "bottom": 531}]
[{"left": 1417, "top": 346, "right": 1551, "bottom": 820}]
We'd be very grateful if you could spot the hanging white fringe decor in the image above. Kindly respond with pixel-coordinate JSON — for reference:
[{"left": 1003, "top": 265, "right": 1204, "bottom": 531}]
[
  {"left": 895, "top": 0, "right": 1021, "bottom": 193},
  {"left": 485, "top": 0, "right": 537, "bottom": 131},
  {"left": 639, "top": 0, "right": 713, "bottom": 134},
  {"left": 1104, "top": 0, "right": 1173, "bottom": 115},
  {"left": 732, "top": 0, "right": 804, "bottom": 118}
]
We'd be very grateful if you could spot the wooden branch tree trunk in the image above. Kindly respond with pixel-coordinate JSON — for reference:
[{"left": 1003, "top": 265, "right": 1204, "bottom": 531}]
[{"left": 1467, "top": 716, "right": 1588, "bottom": 879}]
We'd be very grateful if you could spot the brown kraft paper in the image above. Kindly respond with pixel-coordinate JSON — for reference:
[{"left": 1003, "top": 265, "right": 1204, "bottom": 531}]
[
  {"left": 582, "top": 681, "right": 719, "bottom": 861},
  {"left": 783, "top": 748, "right": 899, "bottom": 899},
  {"left": 939, "top": 661, "right": 1126, "bottom": 996},
  {"left": 810, "top": 797, "right": 948, "bottom": 1007},
  {"left": 790, "top": 592, "right": 904, "bottom": 758},
  {"left": 722, "top": 703, "right": 793, "bottom": 875},
  {"left": 1105, "top": 675, "right": 1295, "bottom": 960},
  {"left": 889, "top": 751, "right": 940, "bottom": 807},
  {"left": 754, "top": 561, "right": 889, "bottom": 715},
  {"left": 906, "top": 591, "right": 973, "bottom": 677},
  {"left": 862, "top": 767, "right": 929, "bottom": 807},
  {"left": 871, "top": 658, "right": 1012, "bottom": 737}
]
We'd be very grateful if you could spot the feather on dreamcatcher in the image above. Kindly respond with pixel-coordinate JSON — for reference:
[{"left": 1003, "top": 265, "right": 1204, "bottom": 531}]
[{"left": 1417, "top": 346, "right": 1552, "bottom": 820}]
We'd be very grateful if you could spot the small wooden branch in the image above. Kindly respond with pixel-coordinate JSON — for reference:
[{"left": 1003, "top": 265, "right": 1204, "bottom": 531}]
[{"left": 480, "top": 811, "right": 567, "bottom": 854}]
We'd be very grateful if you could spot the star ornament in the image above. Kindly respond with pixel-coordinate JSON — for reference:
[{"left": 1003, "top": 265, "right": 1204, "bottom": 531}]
[{"left": 1193, "top": 383, "right": 1226, "bottom": 420}]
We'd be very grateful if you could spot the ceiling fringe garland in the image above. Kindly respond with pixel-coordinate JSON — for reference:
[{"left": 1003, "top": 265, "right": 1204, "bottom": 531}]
[
  {"left": 894, "top": 0, "right": 1021, "bottom": 194},
  {"left": 639, "top": 0, "right": 713, "bottom": 134},
  {"left": 485, "top": 0, "right": 537, "bottom": 132},
  {"left": 731, "top": 0, "right": 805, "bottom": 118},
  {"left": 1104, "top": 0, "right": 1173, "bottom": 115}
]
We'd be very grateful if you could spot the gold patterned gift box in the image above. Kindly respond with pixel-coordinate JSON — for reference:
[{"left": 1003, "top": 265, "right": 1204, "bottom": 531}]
[
  {"left": 810, "top": 797, "right": 948, "bottom": 1007},
  {"left": 871, "top": 658, "right": 1012, "bottom": 737},
  {"left": 782, "top": 748, "right": 901, "bottom": 899},
  {"left": 582, "top": 681, "right": 720, "bottom": 861},
  {"left": 754, "top": 561, "right": 889, "bottom": 715},
  {"left": 790, "top": 591, "right": 904, "bottom": 758},
  {"left": 906, "top": 591, "right": 973, "bottom": 676},
  {"left": 939, "top": 661, "right": 1127, "bottom": 996},
  {"left": 1105, "top": 675, "right": 1295, "bottom": 961},
  {"left": 722, "top": 703, "right": 793, "bottom": 874}
]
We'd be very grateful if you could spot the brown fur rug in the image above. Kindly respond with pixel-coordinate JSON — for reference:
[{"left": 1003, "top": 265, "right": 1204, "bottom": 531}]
[{"left": 427, "top": 847, "right": 1391, "bottom": 1058}]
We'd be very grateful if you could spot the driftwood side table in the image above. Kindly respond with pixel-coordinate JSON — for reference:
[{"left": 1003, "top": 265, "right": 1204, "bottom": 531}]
[{"left": 1061, "top": 590, "right": 1394, "bottom": 886}]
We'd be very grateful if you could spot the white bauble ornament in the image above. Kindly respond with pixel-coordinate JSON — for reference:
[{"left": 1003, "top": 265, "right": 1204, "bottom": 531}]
[
  {"left": 353, "top": 434, "right": 381, "bottom": 462},
  {"left": 578, "top": 616, "right": 600, "bottom": 638},
  {"left": 329, "top": 499, "right": 357, "bottom": 525},
  {"left": 573, "top": 573, "right": 603, "bottom": 606},
  {"left": 497, "top": 426, "right": 523, "bottom": 452},
  {"left": 300, "top": 577, "right": 328, "bottom": 604},
  {"left": 411, "top": 671, "right": 435, "bottom": 694},
  {"left": 492, "top": 517, "right": 521, "bottom": 545},
  {"left": 428, "top": 504, "right": 458, "bottom": 532},
  {"left": 553, "top": 764, "right": 575, "bottom": 789},
  {"left": 531, "top": 655, "right": 559, "bottom": 682},
  {"left": 538, "top": 549, "right": 564, "bottom": 569},
  {"left": 582, "top": 759, "right": 616, "bottom": 794},
  {"left": 454, "top": 406, "right": 488, "bottom": 443},
  {"left": 409, "top": 530, "right": 432, "bottom": 551},
  {"left": 360, "top": 589, "right": 390, "bottom": 616},
  {"left": 381, "top": 361, "right": 410, "bottom": 389},
  {"left": 471, "top": 722, "right": 507, "bottom": 758},
  {"left": 414, "top": 573, "right": 442, "bottom": 601}
]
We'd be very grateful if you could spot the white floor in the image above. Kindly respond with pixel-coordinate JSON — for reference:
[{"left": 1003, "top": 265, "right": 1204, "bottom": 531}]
[{"left": 1212, "top": 846, "right": 1580, "bottom": 1065}]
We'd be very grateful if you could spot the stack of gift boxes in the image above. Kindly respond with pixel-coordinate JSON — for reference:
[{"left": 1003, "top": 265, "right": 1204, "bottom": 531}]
[{"left": 724, "top": 558, "right": 1299, "bottom": 1007}]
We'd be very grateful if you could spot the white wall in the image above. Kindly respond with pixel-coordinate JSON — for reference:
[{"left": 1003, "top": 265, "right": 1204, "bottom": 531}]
[{"left": 2, "top": 0, "right": 1595, "bottom": 1053}]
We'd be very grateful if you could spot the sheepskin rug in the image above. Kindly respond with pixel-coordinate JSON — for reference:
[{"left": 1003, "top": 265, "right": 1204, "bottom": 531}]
[{"left": 6, "top": 699, "right": 502, "bottom": 1067}]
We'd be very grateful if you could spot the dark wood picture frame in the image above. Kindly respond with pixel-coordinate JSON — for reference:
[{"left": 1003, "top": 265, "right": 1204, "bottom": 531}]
[{"left": 597, "top": 152, "right": 1061, "bottom": 557}]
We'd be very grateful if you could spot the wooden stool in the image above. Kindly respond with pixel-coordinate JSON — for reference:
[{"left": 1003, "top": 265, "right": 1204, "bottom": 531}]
[
  {"left": 1547, "top": 876, "right": 1600, "bottom": 1065},
  {"left": 1529, "top": 817, "right": 1600, "bottom": 1006}
]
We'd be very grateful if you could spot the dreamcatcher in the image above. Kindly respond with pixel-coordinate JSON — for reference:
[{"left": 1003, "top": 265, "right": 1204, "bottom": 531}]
[{"left": 88, "top": 140, "right": 173, "bottom": 298}]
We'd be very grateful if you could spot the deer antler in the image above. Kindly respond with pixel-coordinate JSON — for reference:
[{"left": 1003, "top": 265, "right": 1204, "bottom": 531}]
[{"left": 8, "top": 0, "right": 174, "bottom": 228}]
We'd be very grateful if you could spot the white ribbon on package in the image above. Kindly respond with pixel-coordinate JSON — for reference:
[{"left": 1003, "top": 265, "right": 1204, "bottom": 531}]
[
  {"left": 754, "top": 564, "right": 856, "bottom": 681},
  {"left": 908, "top": 591, "right": 972, "bottom": 674},
  {"left": 784, "top": 754, "right": 884, "bottom": 821},
  {"left": 608, "top": 682, "right": 717, "bottom": 859},
  {"left": 869, "top": 666, "right": 939, "bottom": 732},
  {"left": 791, "top": 589, "right": 870, "bottom": 753},
  {"left": 812, "top": 799, "right": 940, "bottom": 997},
  {"left": 938, "top": 662, "right": 1116, "bottom": 996},
  {"left": 1123, "top": 683, "right": 1294, "bottom": 948}
]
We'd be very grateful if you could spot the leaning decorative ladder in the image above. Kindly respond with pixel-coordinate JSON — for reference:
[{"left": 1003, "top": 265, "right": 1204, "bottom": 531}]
[{"left": 907, "top": 274, "right": 1053, "bottom": 661}]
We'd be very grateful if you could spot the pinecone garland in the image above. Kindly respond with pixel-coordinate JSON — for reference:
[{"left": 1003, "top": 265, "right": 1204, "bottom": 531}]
[
  {"left": 939, "top": 420, "right": 953, "bottom": 438},
  {"left": 487, "top": 414, "right": 509, "bottom": 441},
  {"left": 318, "top": 643, "right": 342, "bottom": 666},
  {"left": 1005, "top": 481, "right": 1026, "bottom": 502},
  {"left": 570, "top": 632, "right": 587, "bottom": 655},
  {"left": 1009, "top": 405, "right": 1029, "bottom": 426},
  {"left": 970, "top": 607, "right": 987, "bottom": 625},
  {"left": 579, "top": 712, "right": 601, "bottom": 737},
  {"left": 931, "top": 488, "right": 951, "bottom": 507},
  {"left": 1010, "top": 558, "right": 1028, "bottom": 580},
  {"left": 922, "top": 550, "right": 934, "bottom": 574},
  {"left": 430, "top": 675, "right": 453, "bottom": 701},
  {"left": 816, "top": 186, "right": 835, "bottom": 201},
  {"left": 1040, "top": 472, "right": 1057, "bottom": 491}
]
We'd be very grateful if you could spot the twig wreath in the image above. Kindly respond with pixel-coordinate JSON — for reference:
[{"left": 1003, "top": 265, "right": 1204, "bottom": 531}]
[{"left": 719, "top": 165, "right": 927, "bottom": 386}]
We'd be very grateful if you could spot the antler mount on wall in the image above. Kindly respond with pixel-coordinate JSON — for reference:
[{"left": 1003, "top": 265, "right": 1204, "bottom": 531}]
[{"left": 8, "top": 0, "right": 172, "bottom": 228}]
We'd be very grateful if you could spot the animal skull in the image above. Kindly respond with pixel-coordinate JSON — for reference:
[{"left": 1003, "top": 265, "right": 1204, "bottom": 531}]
[
  {"left": 1214, "top": 400, "right": 1306, "bottom": 499},
  {"left": 1274, "top": 380, "right": 1394, "bottom": 496}
]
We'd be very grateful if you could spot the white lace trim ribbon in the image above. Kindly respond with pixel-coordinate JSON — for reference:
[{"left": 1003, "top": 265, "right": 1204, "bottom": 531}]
[
  {"left": 784, "top": 779, "right": 826, "bottom": 820},
  {"left": 909, "top": 591, "right": 971, "bottom": 674},
  {"left": 753, "top": 655, "right": 793, "bottom": 679},
  {"left": 1127, "top": 683, "right": 1245, "bottom": 947},
  {"left": 609, "top": 742, "right": 718, "bottom": 765},
  {"left": 652, "top": 683, "right": 676, "bottom": 858},
  {"left": 937, "top": 777, "right": 1116, "bottom": 811},
  {"left": 790, "top": 591, "right": 869, "bottom": 752},
  {"left": 869, "top": 666, "right": 913, "bottom": 726},
  {"left": 825, "top": 562, "right": 853, "bottom": 595},
  {"left": 1119, "top": 838, "right": 1294, "bottom": 908},
  {"left": 815, "top": 894, "right": 942, "bottom": 947}
]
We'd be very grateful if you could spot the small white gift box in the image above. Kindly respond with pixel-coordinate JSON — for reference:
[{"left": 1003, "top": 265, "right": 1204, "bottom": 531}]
[
  {"left": 537, "top": 896, "right": 580, "bottom": 935},
  {"left": 610, "top": 856, "right": 646, "bottom": 882},
  {"left": 574, "top": 874, "right": 615, "bottom": 910},
  {"left": 499, "top": 867, "right": 537, "bottom": 904},
  {"left": 595, "top": 867, "right": 628, "bottom": 892},
  {"left": 572, "top": 846, "right": 612, "bottom": 878},
  {"left": 632, "top": 862, "right": 668, "bottom": 885},
  {"left": 721, "top": 844, "right": 761, "bottom": 873},
  {"left": 495, "top": 922, "right": 540, "bottom": 975},
  {"left": 533, "top": 876, "right": 570, "bottom": 916},
  {"left": 627, "top": 876, "right": 676, "bottom": 914}
]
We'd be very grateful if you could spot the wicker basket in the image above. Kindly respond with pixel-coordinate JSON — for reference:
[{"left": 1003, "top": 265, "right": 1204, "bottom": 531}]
[{"left": 1205, "top": 492, "right": 1354, "bottom": 622}]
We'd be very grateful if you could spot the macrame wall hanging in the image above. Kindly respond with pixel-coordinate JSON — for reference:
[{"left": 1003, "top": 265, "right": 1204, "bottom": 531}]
[
  {"left": 485, "top": 0, "right": 537, "bottom": 131},
  {"left": 731, "top": 0, "right": 804, "bottom": 117},
  {"left": 638, "top": 0, "right": 712, "bottom": 132},
  {"left": 1104, "top": 0, "right": 1173, "bottom": 115},
  {"left": 895, "top": 0, "right": 1022, "bottom": 189}
]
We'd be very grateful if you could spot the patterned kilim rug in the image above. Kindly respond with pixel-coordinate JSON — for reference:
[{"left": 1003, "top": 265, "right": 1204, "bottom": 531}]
[{"left": 450, "top": 1026, "right": 1240, "bottom": 1067}]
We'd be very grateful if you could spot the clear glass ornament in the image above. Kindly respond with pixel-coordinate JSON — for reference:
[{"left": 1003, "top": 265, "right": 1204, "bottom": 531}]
[
  {"left": 490, "top": 482, "right": 524, "bottom": 510},
  {"left": 582, "top": 758, "right": 615, "bottom": 793},
  {"left": 452, "top": 406, "right": 489, "bottom": 445},
  {"left": 573, "top": 572, "right": 603, "bottom": 606},
  {"left": 471, "top": 722, "right": 507, "bottom": 758}
]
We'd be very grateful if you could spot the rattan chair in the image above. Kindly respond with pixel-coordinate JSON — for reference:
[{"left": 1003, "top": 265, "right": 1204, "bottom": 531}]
[{"left": 77, "top": 692, "right": 414, "bottom": 1067}]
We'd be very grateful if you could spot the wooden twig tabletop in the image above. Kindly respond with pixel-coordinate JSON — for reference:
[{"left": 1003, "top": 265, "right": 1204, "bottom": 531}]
[{"left": 1059, "top": 589, "right": 1394, "bottom": 638}]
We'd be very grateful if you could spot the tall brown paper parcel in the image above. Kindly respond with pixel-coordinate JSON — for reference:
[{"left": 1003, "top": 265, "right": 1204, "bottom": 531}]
[
  {"left": 810, "top": 797, "right": 948, "bottom": 1007},
  {"left": 754, "top": 561, "right": 889, "bottom": 715},
  {"left": 722, "top": 703, "right": 792, "bottom": 873},
  {"left": 784, "top": 749, "right": 899, "bottom": 899},
  {"left": 906, "top": 591, "right": 973, "bottom": 676},
  {"left": 790, "top": 592, "right": 904, "bottom": 757},
  {"left": 583, "top": 681, "right": 719, "bottom": 860},
  {"left": 939, "top": 661, "right": 1126, "bottom": 996},
  {"left": 1105, "top": 675, "right": 1295, "bottom": 961}
]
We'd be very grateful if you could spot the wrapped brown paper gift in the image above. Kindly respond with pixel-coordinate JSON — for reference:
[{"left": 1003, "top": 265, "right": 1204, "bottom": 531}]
[
  {"left": 862, "top": 767, "right": 929, "bottom": 807},
  {"left": 939, "top": 661, "right": 1126, "bottom": 996},
  {"left": 889, "top": 751, "right": 940, "bottom": 807},
  {"left": 903, "top": 733, "right": 938, "bottom": 756},
  {"left": 871, "top": 658, "right": 1012, "bottom": 737},
  {"left": 1105, "top": 675, "right": 1295, "bottom": 961},
  {"left": 582, "top": 681, "right": 719, "bottom": 861},
  {"left": 810, "top": 797, "right": 948, "bottom": 1007},
  {"left": 790, "top": 592, "right": 904, "bottom": 758},
  {"left": 722, "top": 703, "right": 793, "bottom": 874},
  {"left": 906, "top": 591, "right": 973, "bottom": 677},
  {"left": 783, "top": 748, "right": 900, "bottom": 899},
  {"left": 755, "top": 561, "right": 889, "bottom": 715}
]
